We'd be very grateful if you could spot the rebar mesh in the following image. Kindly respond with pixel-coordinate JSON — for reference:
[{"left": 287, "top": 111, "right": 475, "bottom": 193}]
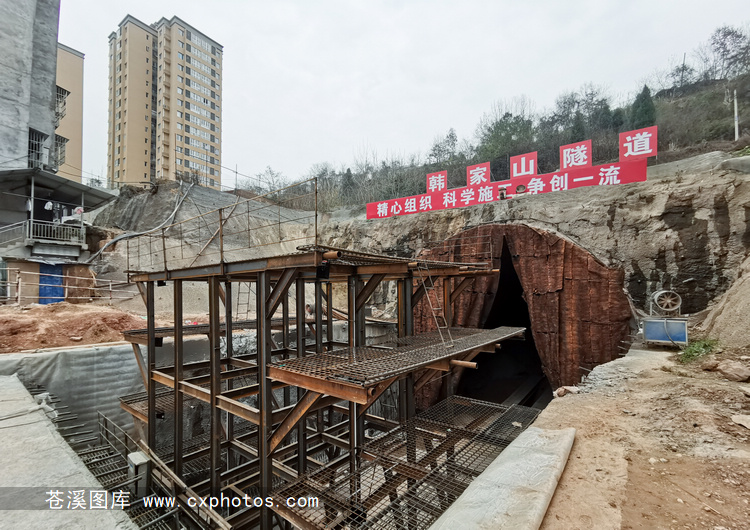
[
  {"left": 271, "top": 396, "right": 539, "bottom": 529},
  {"left": 270, "top": 327, "right": 524, "bottom": 387}
]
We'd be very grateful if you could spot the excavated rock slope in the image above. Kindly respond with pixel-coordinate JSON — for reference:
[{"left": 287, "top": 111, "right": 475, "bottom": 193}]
[{"left": 323, "top": 152, "right": 750, "bottom": 316}]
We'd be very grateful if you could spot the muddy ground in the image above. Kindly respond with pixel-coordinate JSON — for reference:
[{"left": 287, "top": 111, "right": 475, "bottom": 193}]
[{"left": 0, "top": 302, "right": 174, "bottom": 353}]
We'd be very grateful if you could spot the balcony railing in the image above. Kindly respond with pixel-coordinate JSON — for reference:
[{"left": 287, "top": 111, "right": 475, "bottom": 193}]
[
  {"left": 28, "top": 219, "right": 85, "bottom": 245},
  {"left": 0, "top": 221, "right": 26, "bottom": 248}
]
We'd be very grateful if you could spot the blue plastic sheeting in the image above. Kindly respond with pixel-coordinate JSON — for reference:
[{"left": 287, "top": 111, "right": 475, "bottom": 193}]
[
  {"left": 643, "top": 318, "right": 688, "bottom": 346},
  {"left": 39, "top": 263, "right": 64, "bottom": 304}
]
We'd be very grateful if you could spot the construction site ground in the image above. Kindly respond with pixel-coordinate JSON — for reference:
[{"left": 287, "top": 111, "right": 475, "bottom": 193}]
[
  {"left": 3, "top": 298, "right": 750, "bottom": 528},
  {"left": 538, "top": 344, "right": 750, "bottom": 530}
]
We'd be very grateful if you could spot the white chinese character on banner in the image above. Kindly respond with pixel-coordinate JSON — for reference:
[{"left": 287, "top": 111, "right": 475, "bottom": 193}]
[
  {"left": 469, "top": 167, "right": 488, "bottom": 185},
  {"left": 563, "top": 145, "right": 588, "bottom": 167},
  {"left": 90, "top": 491, "right": 108, "bottom": 510},
  {"left": 512, "top": 156, "right": 535, "bottom": 177},
  {"left": 460, "top": 188, "right": 475, "bottom": 205},
  {"left": 46, "top": 490, "right": 64, "bottom": 510},
  {"left": 419, "top": 195, "right": 432, "bottom": 211},
  {"left": 67, "top": 490, "right": 87, "bottom": 510},
  {"left": 111, "top": 491, "right": 130, "bottom": 509},
  {"left": 428, "top": 174, "right": 446, "bottom": 192},
  {"left": 478, "top": 186, "right": 493, "bottom": 202},
  {"left": 391, "top": 202, "right": 402, "bottom": 215},
  {"left": 550, "top": 173, "right": 568, "bottom": 192},
  {"left": 376, "top": 202, "right": 388, "bottom": 217},
  {"left": 404, "top": 198, "right": 417, "bottom": 213},
  {"left": 623, "top": 132, "right": 653, "bottom": 157},
  {"left": 528, "top": 177, "right": 545, "bottom": 194},
  {"left": 598, "top": 165, "right": 621, "bottom": 185},
  {"left": 443, "top": 191, "right": 456, "bottom": 208}
]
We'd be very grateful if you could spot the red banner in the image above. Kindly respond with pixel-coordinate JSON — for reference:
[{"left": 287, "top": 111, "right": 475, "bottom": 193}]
[
  {"left": 466, "top": 162, "right": 491, "bottom": 187},
  {"left": 619, "top": 126, "right": 658, "bottom": 161},
  {"left": 559, "top": 140, "right": 592, "bottom": 170},
  {"left": 426, "top": 170, "right": 447, "bottom": 193},
  {"left": 510, "top": 152, "right": 537, "bottom": 178},
  {"left": 366, "top": 159, "right": 647, "bottom": 219}
]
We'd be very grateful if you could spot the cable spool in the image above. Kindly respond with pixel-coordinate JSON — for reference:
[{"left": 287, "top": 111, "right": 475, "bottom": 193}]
[{"left": 651, "top": 290, "right": 682, "bottom": 315}]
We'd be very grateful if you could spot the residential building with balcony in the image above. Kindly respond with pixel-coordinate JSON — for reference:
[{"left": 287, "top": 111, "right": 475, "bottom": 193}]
[{"left": 0, "top": 1, "right": 115, "bottom": 304}]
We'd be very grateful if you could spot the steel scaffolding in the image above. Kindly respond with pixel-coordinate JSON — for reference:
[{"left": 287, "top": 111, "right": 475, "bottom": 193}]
[{"left": 122, "top": 244, "right": 526, "bottom": 529}]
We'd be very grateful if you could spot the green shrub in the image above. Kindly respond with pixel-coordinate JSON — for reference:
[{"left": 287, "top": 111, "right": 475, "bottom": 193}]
[{"left": 678, "top": 339, "right": 718, "bottom": 363}]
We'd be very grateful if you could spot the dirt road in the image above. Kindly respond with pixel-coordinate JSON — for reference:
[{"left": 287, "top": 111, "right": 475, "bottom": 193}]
[{"left": 538, "top": 347, "right": 750, "bottom": 529}]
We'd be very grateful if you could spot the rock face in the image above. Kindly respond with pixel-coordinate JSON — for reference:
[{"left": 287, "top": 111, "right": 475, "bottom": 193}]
[
  {"left": 324, "top": 152, "right": 750, "bottom": 316},
  {"left": 716, "top": 360, "right": 750, "bottom": 382}
]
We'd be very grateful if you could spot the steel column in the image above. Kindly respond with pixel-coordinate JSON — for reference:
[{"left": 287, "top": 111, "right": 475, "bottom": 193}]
[
  {"left": 224, "top": 280, "right": 234, "bottom": 468},
  {"left": 314, "top": 281, "right": 323, "bottom": 353},
  {"left": 256, "top": 271, "right": 272, "bottom": 530},
  {"left": 173, "top": 280, "right": 183, "bottom": 479},
  {"left": 295, "top": 278, "right": 307, "bottom": 474},
  {"left": 208, "top": 277, "right": 222, "bottom": 498},
  {"left": 146, "top": 281, "right": 156, "bottom": 451}
]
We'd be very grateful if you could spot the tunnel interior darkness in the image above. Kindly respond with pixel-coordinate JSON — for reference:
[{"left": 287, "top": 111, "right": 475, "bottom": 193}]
[{"left": 457, "top": 240, "right": 553, "bottom": 409}]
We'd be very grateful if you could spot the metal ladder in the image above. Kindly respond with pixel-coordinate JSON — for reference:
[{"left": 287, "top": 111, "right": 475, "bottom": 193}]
[
  {"left": 236, "top": 281, "right": 255, "bottom": 320},
  {"left": 415, "top": 261, "right": 453, "bottom": 348}
]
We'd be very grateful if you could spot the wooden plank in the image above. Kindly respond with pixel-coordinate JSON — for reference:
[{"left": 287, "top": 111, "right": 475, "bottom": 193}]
[{"left": 268, "top": 391, "right": 322, "bottom": 454}]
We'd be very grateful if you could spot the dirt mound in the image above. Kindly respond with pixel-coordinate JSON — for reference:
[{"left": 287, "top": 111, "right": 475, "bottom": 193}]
[
  {"left": 699, "top": 254, "right": 750, "bottom": 349},
  {"left": 0, "top": 303, "right": 147, "bottom": 353}
]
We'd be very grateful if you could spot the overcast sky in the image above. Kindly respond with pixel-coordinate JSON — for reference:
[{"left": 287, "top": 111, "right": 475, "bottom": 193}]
[{"left": 57, "top": 0, "right": 747, "bottom": 188}]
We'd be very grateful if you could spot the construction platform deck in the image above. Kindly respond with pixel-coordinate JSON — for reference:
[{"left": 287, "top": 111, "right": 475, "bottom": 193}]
[
  {"left": 271, "top": 395, "right": 540, "bottom": 530},
  {"left": 268, "top": 326, "right": 525, "bottom": 404}
]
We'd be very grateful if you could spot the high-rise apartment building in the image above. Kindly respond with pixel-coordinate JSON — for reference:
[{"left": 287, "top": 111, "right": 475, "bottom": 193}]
[{"left": 107, "top": 15, "right": 223, "bottom": 190}]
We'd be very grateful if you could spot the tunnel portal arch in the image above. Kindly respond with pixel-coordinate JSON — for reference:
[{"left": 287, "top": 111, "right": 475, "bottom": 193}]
[{"left": 414, "top": 224, "right": 633, "bottom": 407}]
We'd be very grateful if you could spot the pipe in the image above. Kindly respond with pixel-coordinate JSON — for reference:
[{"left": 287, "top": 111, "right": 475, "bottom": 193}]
[
  {"left": 450, "top": 360, "right": 477, "bottom": 369},
  {"left": 323, "top": 250, "right": 342, "bottom": 259}
]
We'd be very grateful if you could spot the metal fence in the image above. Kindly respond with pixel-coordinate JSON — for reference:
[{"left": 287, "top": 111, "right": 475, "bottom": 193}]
[
  {"left": 126, "top": 178, "right": 318, "bottom": 272},
  {"left": 0, "top": 267, "right": 137, "bottom": 305}
]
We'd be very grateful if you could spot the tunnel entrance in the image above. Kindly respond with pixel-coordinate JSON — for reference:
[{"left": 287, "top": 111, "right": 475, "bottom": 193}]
[{"left": 457, "top": 240, "right": 553, "bottom": 409}]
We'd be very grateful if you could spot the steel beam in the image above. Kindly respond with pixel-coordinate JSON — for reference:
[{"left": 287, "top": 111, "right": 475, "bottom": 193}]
[{"left": 268, "top": 391, "right": 322, "bottom": 454}]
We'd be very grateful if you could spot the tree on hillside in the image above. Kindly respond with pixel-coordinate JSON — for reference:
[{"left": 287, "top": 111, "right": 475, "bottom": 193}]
[
  {"left": 570, "top": 110, "right": 586, "bottom": 142},
  {"left": 428, "top": 128, "right": 458, "bottom": 164},
  {"left": 342, "top": 168, "right": 355, "bottom": 198},
  {"left": 630, "top": 85, "right": 656, "bottom": 129}
]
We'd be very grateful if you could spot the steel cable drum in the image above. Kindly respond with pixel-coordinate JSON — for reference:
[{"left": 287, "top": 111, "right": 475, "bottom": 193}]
[{"left": 651, "top": 290, "right": 682, "bottom": 314}]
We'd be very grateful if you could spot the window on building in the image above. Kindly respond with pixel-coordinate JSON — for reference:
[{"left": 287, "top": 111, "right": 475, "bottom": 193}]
[
  {"left": 178, "top": 100, "right": 183, "bottom": 106},
  {"left": 177, "top": 111, "right": 183, "bottom": 118},
  {"left": 178, "top": 52, "right": 184, "bottom": 60},
  {"left": 27, "top": 129, "right": 47, "bottom": 169}
]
